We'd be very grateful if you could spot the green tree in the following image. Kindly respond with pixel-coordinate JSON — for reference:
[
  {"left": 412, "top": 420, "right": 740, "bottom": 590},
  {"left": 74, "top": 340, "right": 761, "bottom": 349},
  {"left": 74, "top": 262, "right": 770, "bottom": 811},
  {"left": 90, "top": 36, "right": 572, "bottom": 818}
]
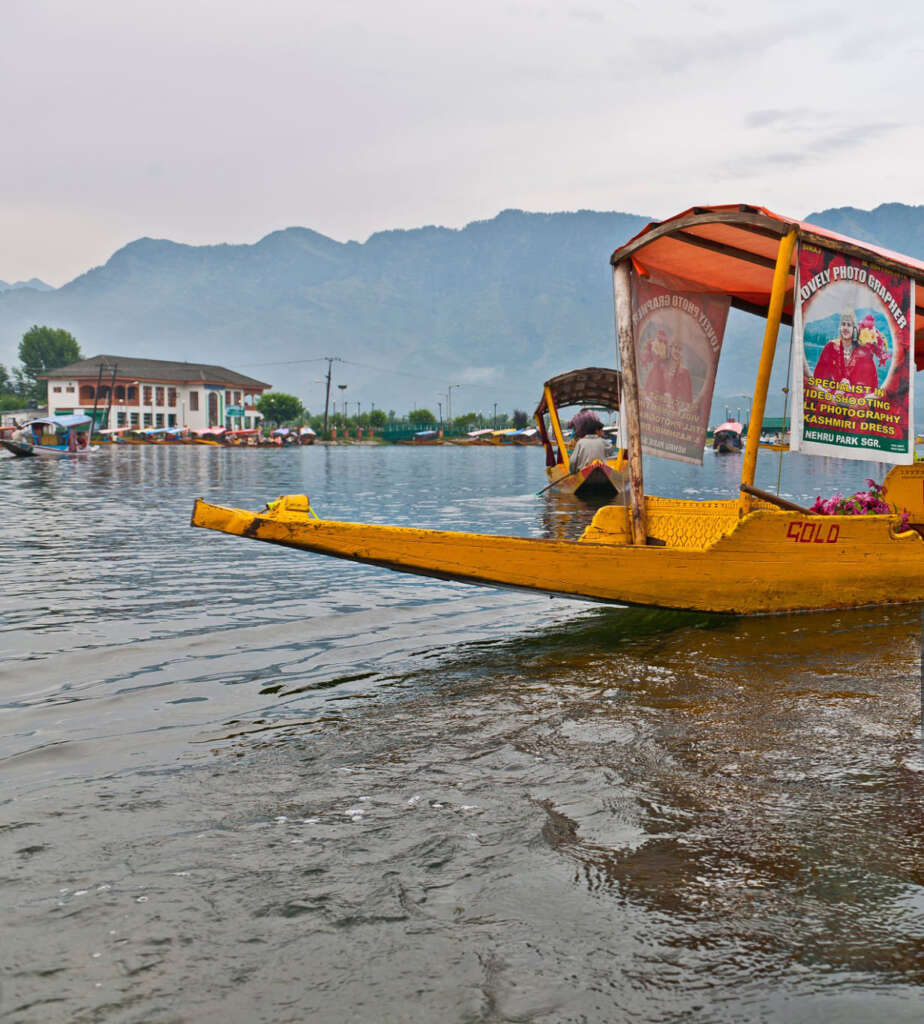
[
  {"left": 18, "top": 325, "right": 82, "bottom": 402},
  {"left": 368, "top": 408, "right": 387, "bottom": 428},
  {"left": 408, "top": 408, "right": 435, "bottom": 425},
  {"left": 0, "top": 393, "right": 23, "bottom": 412},
  {"left": 256, "top": 391, "right": 304, "bottom": 428},
  {"left": 512, "top": 409, "right": 528, "bottom": 429},
  {"left": 453, "top": 411, "right": 479, "bottom": 432}
]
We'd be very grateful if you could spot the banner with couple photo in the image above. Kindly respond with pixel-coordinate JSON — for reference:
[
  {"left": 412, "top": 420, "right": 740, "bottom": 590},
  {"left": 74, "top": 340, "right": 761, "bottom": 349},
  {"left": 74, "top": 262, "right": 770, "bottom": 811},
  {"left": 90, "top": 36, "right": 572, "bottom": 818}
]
[
  {"left": 791, "top": 245, "right": 915, "bottom": 463},
  {"left": 629, "top": 270, "right": 730, "bottom": 464}
]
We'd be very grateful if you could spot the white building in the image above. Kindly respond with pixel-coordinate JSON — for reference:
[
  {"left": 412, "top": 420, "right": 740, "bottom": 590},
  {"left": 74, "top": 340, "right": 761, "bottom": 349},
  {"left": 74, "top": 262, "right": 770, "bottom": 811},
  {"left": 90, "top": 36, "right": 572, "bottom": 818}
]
[{"left": 43, "top": 355, "right": 270, "bottom": 432}]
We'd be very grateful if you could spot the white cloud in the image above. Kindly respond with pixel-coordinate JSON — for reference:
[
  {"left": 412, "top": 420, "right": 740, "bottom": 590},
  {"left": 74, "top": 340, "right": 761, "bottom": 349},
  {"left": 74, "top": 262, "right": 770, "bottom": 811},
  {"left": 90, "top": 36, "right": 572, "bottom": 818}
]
[{"left": 0, "top": 0, "right": 922, "bottom": 283}]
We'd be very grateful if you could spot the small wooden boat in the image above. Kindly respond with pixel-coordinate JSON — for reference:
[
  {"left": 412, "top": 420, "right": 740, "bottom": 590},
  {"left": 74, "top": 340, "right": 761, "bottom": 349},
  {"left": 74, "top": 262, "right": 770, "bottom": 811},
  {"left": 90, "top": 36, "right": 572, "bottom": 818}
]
[
  {"left": 0, "top": 414, "right": 98, "bottom": 457},
  {"left": 510, "top": 427, "right": 541, "bottom": 445},
  {"left": 96, "top": 426, "right": 135, "bottom": 444},
  {"left": 191, "top": 204, "right": 924, "bottom": 615},
  {"left": 534, "top": 367, "right": 627, "bottom": 498},
  {"left": 147, "top": 427, "right": 185, "bottom": 444},
  {"left": 188, "top": 427, "right": 227, "bottom": 446},
  {"left": 449, "top": 429, "right": 494, "bottom": 446},
  {"left": 712, "top": 420, "right": 743, "bottom": 454},
  {"left": 399, "top": 429, "right": 443, "bottom": 445}
]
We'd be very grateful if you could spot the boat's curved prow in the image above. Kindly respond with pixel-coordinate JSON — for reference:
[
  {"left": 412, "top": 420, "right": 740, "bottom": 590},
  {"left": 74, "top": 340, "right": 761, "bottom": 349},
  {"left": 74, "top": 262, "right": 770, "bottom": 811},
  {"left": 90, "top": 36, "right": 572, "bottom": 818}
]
[{"left": 190, "top": 492, "right": 924, "bottom": 615}]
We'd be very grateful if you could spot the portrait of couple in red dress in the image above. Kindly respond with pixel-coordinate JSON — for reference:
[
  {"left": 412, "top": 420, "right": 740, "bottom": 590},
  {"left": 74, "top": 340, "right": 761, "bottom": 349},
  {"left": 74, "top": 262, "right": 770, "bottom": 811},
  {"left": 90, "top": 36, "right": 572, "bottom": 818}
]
[
  {"left": 812, "top": 307, "right": 886, "bottom": 392},
  {"left": 642, "top": 329, "right": 693, "bottom": 405}
]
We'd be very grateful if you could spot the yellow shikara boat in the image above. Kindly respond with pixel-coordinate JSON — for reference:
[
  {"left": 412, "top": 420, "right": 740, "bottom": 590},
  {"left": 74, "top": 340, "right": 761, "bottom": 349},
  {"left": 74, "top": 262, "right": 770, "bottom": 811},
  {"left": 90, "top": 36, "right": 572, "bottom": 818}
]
[
  {"left": 191, "top": 204, "right": 924, "bottom": 615},
  {"left": 534, "top": 367, "right": 627, "bottom": 499}
]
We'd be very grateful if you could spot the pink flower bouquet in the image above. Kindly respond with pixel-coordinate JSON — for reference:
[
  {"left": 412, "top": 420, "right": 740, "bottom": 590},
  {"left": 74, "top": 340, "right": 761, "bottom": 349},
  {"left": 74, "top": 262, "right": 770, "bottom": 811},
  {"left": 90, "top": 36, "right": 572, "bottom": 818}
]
[{"left": 811, "top": 479, "right": 909, "bottom": 530}]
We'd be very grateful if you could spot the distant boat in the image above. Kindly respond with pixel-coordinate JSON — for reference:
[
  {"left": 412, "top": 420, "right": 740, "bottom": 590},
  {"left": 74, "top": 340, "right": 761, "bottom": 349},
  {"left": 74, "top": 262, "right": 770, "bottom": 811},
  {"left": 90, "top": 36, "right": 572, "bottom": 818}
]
[
  {"left": 0, "top": 414, "right": 98, "bottom": 457},
  {"left": 449, "top": 429, "right": 494, "bottom": 446},
  {"left": 399, "top": 429, "right": 443, "bottom": 445},
  {"left": 96, "top": 426, "right": 135, "bottom": 444},
  {"left": 534, "top": 367, "right": 627, "bottom": 498},
  {"left": 712, "top": 420, "right": 743, "bottom": 454},
  {"left": 510, "top": 427, "right": 541, "bottom": 445}
]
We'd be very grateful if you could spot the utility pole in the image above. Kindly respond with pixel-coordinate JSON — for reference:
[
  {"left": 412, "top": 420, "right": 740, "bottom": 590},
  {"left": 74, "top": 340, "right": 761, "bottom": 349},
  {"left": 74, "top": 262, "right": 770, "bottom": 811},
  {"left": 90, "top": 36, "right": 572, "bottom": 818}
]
[
  {"left": 493, "top": 402, "right": 498, "bottom": 428},
  {"left": 322, "top": 357, "right": 342, "bottom": 437},
  {"left": 447, "top": 384, "right": 460, "bottom": 427},
  {"left": 103, "top": 363, "right": 117, "bottom": 432},
  {"left": 90, "top": 362, "right": 104, "bottom": 430}
]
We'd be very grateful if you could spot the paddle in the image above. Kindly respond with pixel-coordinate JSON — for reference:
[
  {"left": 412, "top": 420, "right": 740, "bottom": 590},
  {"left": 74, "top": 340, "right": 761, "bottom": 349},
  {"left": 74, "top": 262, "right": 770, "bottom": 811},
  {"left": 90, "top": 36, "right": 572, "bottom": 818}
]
[
  {"left": 739, "top": 482, "right": 814, "bottom": 514},
  {"left": 536, "top": 463, "right": 599, "bottom": 496},
  {"left": 536, "top": 471, "right": 579, "bottom": 496}
]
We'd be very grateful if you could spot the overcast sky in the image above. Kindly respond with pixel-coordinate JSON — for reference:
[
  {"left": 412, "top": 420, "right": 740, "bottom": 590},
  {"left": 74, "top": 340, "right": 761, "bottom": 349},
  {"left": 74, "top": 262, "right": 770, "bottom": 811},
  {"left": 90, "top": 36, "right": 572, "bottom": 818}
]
[{"left": 2, "top": 0, "right": 922, "bottom": 285}]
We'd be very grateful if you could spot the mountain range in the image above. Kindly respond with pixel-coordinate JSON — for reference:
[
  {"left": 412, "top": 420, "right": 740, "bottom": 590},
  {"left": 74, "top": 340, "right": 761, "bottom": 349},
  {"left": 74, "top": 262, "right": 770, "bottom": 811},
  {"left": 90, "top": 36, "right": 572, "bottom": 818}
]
[
  {"left": 1, "top": 203, "right": 922, "bottom": 419},
  {"left": 0, "top": 278, "right": 52, "bottom": 294}
]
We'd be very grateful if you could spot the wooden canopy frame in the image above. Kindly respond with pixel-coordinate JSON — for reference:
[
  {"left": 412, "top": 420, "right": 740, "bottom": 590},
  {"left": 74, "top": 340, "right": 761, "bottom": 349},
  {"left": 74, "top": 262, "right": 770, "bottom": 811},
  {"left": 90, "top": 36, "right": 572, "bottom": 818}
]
[
  {"left": 533, "top": 366, "right": 622, "bottom": 419},
  {"left": 609, "top": 203, "right": 924, "bottom": 545},
  {"left": 533, "top": 366, "right": 622, "bottom": 472}
]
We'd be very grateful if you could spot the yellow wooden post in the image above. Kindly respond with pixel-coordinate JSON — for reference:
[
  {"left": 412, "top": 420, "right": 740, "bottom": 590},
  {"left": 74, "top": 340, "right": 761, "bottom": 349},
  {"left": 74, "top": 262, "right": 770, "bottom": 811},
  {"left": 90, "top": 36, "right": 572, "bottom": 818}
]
[
  {"left": 613, "top": 261, "right": 647, "bottom": 545},
  {"left": 544, "top": 385, "right": 570, "bottom": 472},
  {"left": 739, "top": 228, "right": 798, "bottom": 514}
]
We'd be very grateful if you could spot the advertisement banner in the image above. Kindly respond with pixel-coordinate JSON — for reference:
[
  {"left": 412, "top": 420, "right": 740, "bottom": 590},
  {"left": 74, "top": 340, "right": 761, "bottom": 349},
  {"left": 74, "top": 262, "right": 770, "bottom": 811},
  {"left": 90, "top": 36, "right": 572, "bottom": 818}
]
[
  {"left": 792, "top": 245, "right": 915, "bottom": 463},
  {"left": 630, "top": 270, "right": 730, "bottom": 464}
]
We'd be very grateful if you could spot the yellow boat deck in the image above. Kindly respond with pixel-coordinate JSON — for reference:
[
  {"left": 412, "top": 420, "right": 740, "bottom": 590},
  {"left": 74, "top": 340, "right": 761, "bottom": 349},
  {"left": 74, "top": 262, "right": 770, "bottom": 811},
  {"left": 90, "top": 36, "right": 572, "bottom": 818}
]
[{"left": 191, "top": 465, "right": 924, "bottom": 615}]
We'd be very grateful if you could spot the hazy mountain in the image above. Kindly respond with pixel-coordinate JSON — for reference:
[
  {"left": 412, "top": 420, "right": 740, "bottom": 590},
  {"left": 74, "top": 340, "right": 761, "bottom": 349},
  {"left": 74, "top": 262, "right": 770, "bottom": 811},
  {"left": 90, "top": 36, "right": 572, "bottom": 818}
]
[
  {"left": 0, "top": 277, "right": 53, "bottom": 293},
  {"left": 0, "top": 210, "right": 651, "bottom": 414},
  {"left": 1, "top": 204, "right": 922, "bottom": 418},
  {"left": 801, "top": 203, "right": 924, "bottom": 258}
]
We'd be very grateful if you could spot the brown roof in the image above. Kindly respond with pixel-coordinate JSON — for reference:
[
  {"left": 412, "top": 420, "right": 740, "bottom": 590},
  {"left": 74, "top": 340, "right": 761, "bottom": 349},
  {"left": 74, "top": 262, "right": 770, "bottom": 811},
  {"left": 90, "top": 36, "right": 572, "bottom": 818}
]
[
  {"left": 42, "top": 354, "right": 270, "bottom": 389},
  {"left": 534, "top": 367, "right": 622, "bottom": 418}
]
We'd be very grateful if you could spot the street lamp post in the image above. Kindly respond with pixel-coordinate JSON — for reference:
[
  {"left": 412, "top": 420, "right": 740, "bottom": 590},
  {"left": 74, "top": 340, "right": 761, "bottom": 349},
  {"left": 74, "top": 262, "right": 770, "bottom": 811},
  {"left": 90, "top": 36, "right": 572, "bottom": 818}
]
[
  {"left": 493, "top": 402, "right": 498, "bottom": 428},
  {"left": 447, "top": 384, "right": 461, "bottom": 427}
]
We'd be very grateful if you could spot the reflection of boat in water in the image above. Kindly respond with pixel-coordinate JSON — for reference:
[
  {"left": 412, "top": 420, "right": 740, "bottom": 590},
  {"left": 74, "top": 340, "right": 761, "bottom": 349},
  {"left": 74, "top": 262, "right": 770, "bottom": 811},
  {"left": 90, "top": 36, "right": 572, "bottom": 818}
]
[
  {"left": 712, "top": 420, "right": 743, "bottom": 454},
  {"left": 1, "top": 414, "right": 98, "bottom": 457},
  {"left": 534, "top": 367, "right": 627, "bottom": 499},
  {"left": 191, "top": 204, "right": 924, "bottom": 616}
]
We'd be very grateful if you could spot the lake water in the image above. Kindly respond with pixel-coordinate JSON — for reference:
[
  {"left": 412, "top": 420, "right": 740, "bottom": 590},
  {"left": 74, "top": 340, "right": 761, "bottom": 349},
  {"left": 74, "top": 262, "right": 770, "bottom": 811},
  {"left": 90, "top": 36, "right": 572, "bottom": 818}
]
[{"left": 1, "top": 444, "right": 922, "bottom": 1022}]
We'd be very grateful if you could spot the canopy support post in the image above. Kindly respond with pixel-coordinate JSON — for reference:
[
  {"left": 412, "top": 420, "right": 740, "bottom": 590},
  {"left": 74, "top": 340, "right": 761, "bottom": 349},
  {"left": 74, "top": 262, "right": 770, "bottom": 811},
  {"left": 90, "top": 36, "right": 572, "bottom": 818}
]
[
  {"left": 613, "top": 260, "right": 647, "bottom": 545},
  {"left": 739, "top": 228, "right": 798, "bottom": 514},
  {"left": 544, "top": 385, "right": 570, "bottom": 471}
]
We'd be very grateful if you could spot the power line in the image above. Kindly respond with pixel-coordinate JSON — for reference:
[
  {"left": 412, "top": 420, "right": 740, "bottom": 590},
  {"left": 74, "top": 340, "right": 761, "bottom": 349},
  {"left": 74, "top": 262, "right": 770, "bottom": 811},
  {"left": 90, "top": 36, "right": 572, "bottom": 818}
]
[
  {"left": 240, "top": 352, "right": 509, "bottom": 401},
  {"left": 238, "top": 355, "right": 329, "bottom": 368}
]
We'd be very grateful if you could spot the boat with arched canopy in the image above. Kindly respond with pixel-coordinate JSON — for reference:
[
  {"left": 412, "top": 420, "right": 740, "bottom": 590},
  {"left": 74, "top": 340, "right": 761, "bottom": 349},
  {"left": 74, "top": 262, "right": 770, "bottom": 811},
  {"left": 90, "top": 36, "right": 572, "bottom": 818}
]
[
  {"left": 1, "top": 414, "right": 97, "bottom": 457},
  {"left": 534, "top": 366, "right": 626, "bottom": 498},
  {"left": 191, "top": 204, "right": 924, "bottom": 615}
]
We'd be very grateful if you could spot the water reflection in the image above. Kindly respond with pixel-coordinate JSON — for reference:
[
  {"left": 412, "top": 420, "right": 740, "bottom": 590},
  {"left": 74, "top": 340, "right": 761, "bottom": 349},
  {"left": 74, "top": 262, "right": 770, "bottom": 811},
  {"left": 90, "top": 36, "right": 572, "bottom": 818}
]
[
  {"left": 538, "top": 489, "right": 621, "bottom": 540},
  {"left": 1, "top": 445, "right": 921, "bottom": 1023}
]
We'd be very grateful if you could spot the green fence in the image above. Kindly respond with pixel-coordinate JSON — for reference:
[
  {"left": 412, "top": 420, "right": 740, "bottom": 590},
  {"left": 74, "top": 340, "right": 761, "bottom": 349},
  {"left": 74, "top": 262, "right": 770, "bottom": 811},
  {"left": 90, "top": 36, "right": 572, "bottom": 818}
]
[{"left": 381, "top": 421, "right": 453, "bottom": 442}]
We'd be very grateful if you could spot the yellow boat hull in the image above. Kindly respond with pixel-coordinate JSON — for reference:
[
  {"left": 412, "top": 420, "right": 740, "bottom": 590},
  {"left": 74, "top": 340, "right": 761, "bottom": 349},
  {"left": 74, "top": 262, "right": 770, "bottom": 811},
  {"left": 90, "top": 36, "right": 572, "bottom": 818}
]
[
  {"left": 190, "top": 468, "right": 924, "bottom": 615},
  {"left": 545, "top": 457, "right": 626, "bottom": 498}
]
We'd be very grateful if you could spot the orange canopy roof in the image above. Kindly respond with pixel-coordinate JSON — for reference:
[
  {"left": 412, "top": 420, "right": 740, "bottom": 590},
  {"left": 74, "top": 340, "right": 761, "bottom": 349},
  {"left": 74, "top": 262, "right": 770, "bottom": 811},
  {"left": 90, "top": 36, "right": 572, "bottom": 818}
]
[{"left": 610, "top": 204, "right": 924, "bottom": 370}]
